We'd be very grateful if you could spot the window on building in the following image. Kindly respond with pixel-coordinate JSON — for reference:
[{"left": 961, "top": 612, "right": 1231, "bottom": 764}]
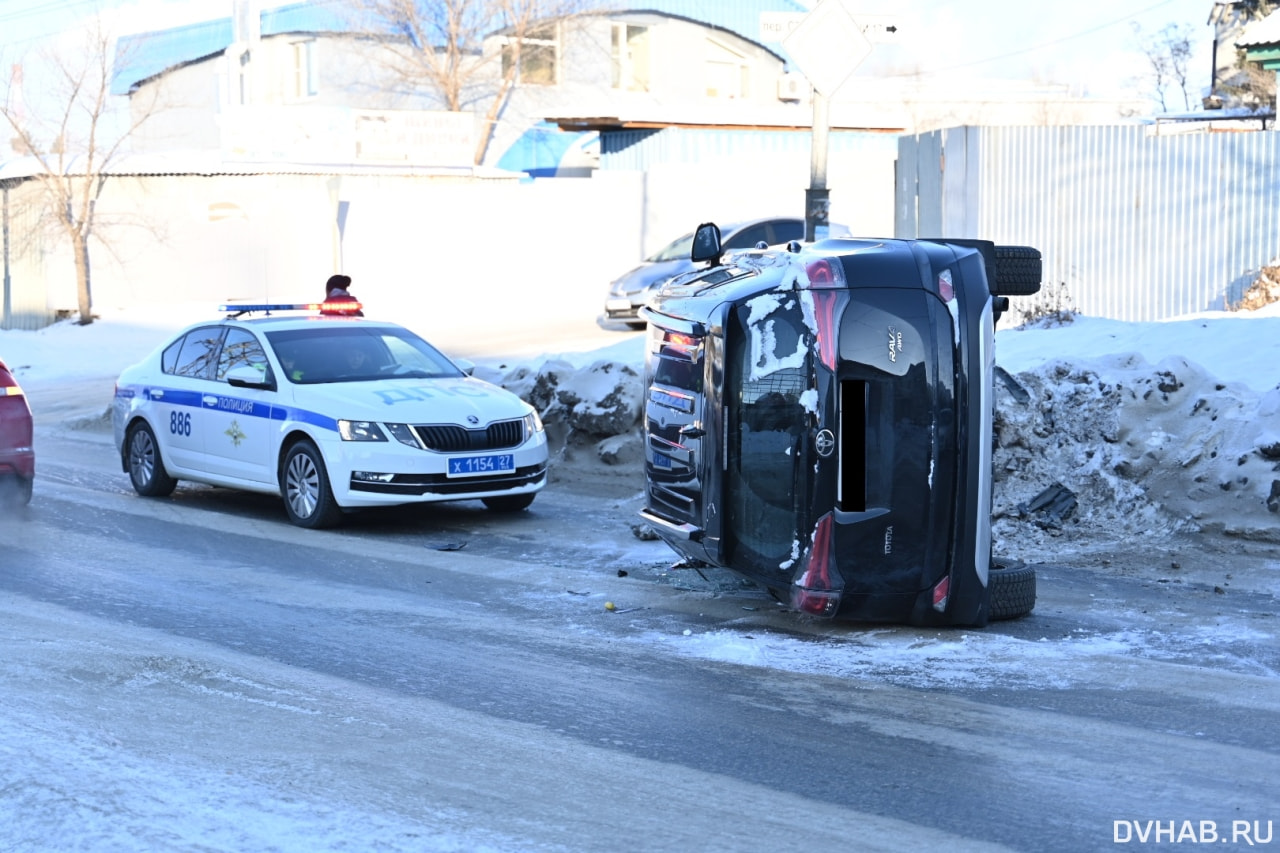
[
  {"left": 292, "top": 40, "right": 317, "bottom": 98},
  {"left": 502, "top": 24, "right": 558, "bottom": 85},
  {"left": 705, "top": 38, "right": 750, "bottom": 99},
  {"left": 611, "top": 23, "right": 650, "bottom": 91}
]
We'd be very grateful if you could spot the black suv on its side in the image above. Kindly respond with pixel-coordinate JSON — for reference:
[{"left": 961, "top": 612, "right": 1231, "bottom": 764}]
[{"left": 639, "top": 224, "right": 1041, "bottom": 627}]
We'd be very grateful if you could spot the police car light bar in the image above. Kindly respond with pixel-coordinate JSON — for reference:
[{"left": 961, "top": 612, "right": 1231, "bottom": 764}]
[{"left": 219, "top": 301, "right": 364, "bottom": 316}]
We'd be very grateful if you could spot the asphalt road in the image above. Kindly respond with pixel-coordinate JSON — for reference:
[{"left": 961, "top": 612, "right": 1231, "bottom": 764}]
[{"left": 1, "top": 389, "right": 1278, "bottom": 852}]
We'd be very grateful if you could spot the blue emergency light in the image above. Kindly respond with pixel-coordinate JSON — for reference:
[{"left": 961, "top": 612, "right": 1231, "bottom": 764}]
[{"left": 219, "top": 301, "right": 364, "bottom": 316}]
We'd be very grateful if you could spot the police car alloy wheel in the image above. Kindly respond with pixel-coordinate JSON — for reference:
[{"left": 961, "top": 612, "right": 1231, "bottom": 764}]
[
  {"left": 283, "top": 440, "right": 342, "bottom": 529},
  {"left": 127, "top": 423, "right": 177, "bottom": 497}
]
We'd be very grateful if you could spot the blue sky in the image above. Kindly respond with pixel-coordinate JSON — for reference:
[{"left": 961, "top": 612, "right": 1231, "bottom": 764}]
[{"left": 0, "top": 0, "right": 1228, "bottom": 107}]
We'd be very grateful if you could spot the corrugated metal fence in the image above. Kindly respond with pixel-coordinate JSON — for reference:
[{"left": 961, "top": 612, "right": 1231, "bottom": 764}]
[
  {"left": 601, "top": 126, "right": 899, "bottom": 169},
  {"left": 896, "top": 125, "right": 1280, "bottom": 322},
  {"left": 1, "top": 183, "right": 54, "bottom": 332}
]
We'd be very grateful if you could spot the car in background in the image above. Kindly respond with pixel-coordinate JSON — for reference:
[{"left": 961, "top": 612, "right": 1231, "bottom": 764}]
[
  {"left": 638, "top": 222, "right": 1042, "bottom": 626},
  {"left": 602, "top": 217, "right": 851, "bottom": 329},
  {"left": 112, "top": 301, "right": 548, "bottom": 528},
  {"left": 0, "top": 356, "right": 35, "bottom": 506}
]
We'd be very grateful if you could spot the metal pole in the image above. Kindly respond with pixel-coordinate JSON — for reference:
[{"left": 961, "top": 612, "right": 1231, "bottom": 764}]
[{"left": 805, "top": 90, "right": 831, "bottom": 242}]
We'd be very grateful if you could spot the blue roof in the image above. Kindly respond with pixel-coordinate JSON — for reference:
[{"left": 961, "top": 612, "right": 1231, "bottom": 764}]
[
  {"left": 111, "top": 0, "right": 807, "bottom": 95},
  {"left": 111, "top": 1, "right": 356, "bottom": 95},
  {"left": 113, "top": 17, "right": 234, "bottom": 95}
]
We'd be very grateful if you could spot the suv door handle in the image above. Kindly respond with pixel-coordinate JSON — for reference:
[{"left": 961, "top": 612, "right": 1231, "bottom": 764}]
[{"left": 678, "top": 425, "right": 706, "bottom": 438}]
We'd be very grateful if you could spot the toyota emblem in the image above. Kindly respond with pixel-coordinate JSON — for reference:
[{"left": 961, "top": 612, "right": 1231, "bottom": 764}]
[{"left": 815, "top": 428, "right": 836, "bottom": 458}]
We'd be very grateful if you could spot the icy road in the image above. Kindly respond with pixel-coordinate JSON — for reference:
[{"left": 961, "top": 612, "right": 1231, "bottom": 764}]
[{"left": 1, "top": 378, "right": 1278, "bottom": 853}]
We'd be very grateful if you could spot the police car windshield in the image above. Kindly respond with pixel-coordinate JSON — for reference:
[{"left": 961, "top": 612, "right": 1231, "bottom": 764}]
[{"left": 265, "top": 327, "right": 464, "bottom": 385}]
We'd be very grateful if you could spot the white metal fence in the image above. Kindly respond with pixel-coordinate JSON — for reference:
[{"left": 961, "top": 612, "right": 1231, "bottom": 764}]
[
  {"left": 8, "top": 124, "right": 1278, "bottom": 330},
  {"left": 896, "top": 125, "right": 1280, "bottom": 322}
]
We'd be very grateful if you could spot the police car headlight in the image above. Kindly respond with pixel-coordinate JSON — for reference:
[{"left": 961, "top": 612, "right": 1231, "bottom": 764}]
[
  {"left": 524, "top": 411, "right": 543, "bottom": 437},
  {"left": 338, "top": 420, "right": 388, "bottom": 441},
  {"left": 384, "top": 422, "right": 422, "bottom": 448}
]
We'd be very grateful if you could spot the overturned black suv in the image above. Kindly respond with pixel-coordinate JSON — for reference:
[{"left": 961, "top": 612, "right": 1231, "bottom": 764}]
[{"left": 639, "top": 223, "right": 1041, "bottom": 627}]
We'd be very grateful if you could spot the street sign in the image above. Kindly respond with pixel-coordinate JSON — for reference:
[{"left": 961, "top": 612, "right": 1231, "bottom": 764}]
[{"left": 780, "top": 0, "right": 873, "bottom": 96}]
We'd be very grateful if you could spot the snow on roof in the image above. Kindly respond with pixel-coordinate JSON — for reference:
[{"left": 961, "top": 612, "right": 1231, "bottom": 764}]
[{"left": 1237, "top": 10, "right": 1280, "bottom": 48}]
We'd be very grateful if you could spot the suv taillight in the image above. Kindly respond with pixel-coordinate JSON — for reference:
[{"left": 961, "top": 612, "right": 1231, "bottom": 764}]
[
  {"left": 805, "top": 257, "right": 847, "bottom": 371},
  {"left": 935, "top": 268, "right": 960, "bottom": 341},
  {"left": 790, "top": 512, "right": 844, "bottom": 617}
]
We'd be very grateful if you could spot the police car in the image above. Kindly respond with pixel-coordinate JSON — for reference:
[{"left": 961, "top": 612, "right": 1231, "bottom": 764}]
[{"left": 111, "top": 301, "right": 548, "bottom": 528}]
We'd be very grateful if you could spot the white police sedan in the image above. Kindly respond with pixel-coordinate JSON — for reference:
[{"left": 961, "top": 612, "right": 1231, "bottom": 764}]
[{"left": 112, "top": 302, "right": 548, "bottom": 528}]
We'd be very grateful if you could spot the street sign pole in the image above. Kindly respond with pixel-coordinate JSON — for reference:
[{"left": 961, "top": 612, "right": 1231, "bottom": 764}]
[
  {"left": 780, "top": 0, "right": 874, "bottom": 242},
  {"left": 806, "top": 92, "right": 830, "bottom": 242}
]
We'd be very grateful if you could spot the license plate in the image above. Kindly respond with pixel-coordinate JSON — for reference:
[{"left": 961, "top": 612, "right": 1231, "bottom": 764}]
[
  {"left": 447, "top": 453, "right": 515, "bottom": 477},
  {"left": 606, "top": 298, "right": 632, "bottom": 312},
  {"left": 652, "top": 452, "right": 673, "bottom": 470}
]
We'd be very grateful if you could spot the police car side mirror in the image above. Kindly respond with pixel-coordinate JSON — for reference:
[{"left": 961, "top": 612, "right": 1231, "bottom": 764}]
[
  {"left": 226, "top": 365, "right": 275, "bottom": 391},
  {"left": 453, "top": 357, "right": 475, "bottom": 377},
  {"left": 690, "top": 222, "right": 722, "bottom": 266}
]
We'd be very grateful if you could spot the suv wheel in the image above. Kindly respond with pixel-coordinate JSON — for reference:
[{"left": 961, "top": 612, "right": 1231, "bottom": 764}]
[
  {"left": 992, "top": 245, "right": 1043, "bottom": 296},
  {"left": 990, "top": 557, "right": 1036, "bottom": 620}
]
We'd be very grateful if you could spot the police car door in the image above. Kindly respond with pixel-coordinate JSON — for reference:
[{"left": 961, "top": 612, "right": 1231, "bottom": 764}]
[
  {"left": 201, "top": 326, "right": 275, "bottom": 484},
  {"left": 154, "top": 325, "right": 226, "bottom": 470}
]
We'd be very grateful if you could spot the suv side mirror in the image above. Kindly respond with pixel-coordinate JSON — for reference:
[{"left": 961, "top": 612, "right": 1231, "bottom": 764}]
[{"left": 691, "top": 222, "right": 722, "bottom": 266}]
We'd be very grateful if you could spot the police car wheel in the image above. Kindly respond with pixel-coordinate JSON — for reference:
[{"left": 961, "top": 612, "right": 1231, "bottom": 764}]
[
  {"left": 282, "top": 440, "right": 343, "bottom": 529},
  {"left": 481, "top": 493, "right": 535, "bottom": 512},
  {"left": 127, "top": 422, "right": 178, "bottom": 497}
]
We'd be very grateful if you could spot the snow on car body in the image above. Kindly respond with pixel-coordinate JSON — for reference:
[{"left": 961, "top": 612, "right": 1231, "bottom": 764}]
[{"left": 112, "top": 303, "right": 547, "bottom": 528}]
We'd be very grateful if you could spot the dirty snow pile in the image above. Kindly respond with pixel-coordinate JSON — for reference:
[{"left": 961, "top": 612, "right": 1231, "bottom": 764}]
[{"left": 991, "top": 309, "right": 1280, "bottom": 553}]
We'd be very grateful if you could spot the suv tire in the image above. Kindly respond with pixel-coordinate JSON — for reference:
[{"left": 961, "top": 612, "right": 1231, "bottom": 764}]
[
  {"left": 990, "top": 557, "right": 1036, "bottom": 620},
  {"left": 992, "top": 245, "right": 1043, "bottom": 296}
]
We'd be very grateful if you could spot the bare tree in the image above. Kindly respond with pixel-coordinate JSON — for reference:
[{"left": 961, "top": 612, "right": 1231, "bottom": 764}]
[
  {"left": 345, "top": 0, "right": 596, "bottom": 165},
  {"left": 0, "top": 16, "right": 165, "bottom": 325},
  {"left": 1133, "top": 22, "right": 1196, "bottom": 112}
]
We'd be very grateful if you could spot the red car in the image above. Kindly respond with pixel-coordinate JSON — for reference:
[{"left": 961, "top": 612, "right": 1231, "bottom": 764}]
[{"left": 0, "top": 357, "right": 34, "bottom": 505}]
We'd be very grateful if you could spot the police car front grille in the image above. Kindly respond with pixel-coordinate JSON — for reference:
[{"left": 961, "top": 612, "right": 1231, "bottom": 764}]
[
  {"left": 413, "top": 419, "right": 525, "bottom": 452},
  {"left": 349, "top": 463, "right": 547, "bottom": 495}
]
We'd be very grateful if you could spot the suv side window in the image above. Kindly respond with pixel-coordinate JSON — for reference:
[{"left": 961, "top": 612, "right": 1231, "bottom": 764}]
[{"left": 163, "top": 326, "right": 226, "bottom": 379}]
